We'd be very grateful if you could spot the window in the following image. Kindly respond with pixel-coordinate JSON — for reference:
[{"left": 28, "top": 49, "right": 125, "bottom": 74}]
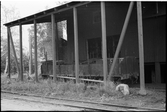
[
  {"left": 157, "top": 2, "right": 166, "bottom": 15},
  {"left": 142, "top": 2, "right": 157, "bottom": 17},
  {"left": 142, "top": 2, "right": 166, "bottom": 18},
  {"left": 107, "top": 35, "right": 119, "bottom": 58},
  {"left": 88, "top": 38, "right": 102, "bottom": 58},
  {"left": 88, "top": 35, "right": 119, "bottom": 59}
]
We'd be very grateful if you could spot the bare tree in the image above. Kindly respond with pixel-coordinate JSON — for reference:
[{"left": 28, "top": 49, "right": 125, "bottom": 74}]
[{"left": 1, "top": 5, "right": 20, "bottom": 38}]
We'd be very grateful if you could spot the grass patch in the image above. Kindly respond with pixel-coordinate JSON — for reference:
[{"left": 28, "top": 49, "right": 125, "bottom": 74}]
[
  {"left": 1, "top": 74, "right": 166, "bottom": 109},
  {"left": 1, "top": 75, "right": 118, "bottom": 98}
]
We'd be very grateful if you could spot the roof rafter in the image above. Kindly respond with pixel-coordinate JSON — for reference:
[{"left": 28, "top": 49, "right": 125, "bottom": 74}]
[{"left": 4, "top": 1, "right": 91, "bottom": 27}]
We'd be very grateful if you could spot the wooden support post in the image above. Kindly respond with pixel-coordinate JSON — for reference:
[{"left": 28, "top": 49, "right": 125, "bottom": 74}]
[
  {"left": 9, "top": 28, "right": 20, "bottom": 79},
  {"left": 51, "top": 14, "right": 57, "bottom": 82},
  {"left": 73, "top": 7, "right": 79, "bottom": 84},
  {"left": 101, "top": 2, "right": 108, "bottom": 86},
  {"left": 34, "top": 19, "right": 38, "bottom": 82},
  {"left": 108, "top": 2, "right": 134, "bottom": 81},
  {"left": 7, "top": 27, "right": 11, "bottom": 78},
  {"left": 29, "top": 29, "right": 32, "bottom": 76},
  {"left": 20, "top": 24, "right": 23, "bottom": 81},
  {"left": 55, "top": 22, "right": 59, "bottom": 63},
  {"left": 137, "top": 1, "right": 146, "bottom": 95}
]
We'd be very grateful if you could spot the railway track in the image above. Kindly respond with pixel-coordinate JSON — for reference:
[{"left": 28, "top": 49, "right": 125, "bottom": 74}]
[{"left": 1, "top": 90, "right": 165, "bottom": 111}]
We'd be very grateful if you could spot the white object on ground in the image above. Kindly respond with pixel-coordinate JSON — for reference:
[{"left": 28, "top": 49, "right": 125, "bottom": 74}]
[{"left": 116, "top": 84, "right": 130, "bottom": 95}]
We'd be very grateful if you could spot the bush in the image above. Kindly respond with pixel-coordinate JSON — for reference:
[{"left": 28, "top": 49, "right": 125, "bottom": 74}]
[
  {"left": 96, "top": 81, "right": 119, "bottom": 97},
  {"left": 76, "top": 83, "right": 86, "bottom": 93},
  {"left": 1, "top": 77, "right": 122, "bottom": 100}
]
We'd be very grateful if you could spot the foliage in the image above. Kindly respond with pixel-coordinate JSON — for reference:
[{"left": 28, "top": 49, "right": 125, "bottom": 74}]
[
  {"left": 1, "top": 37, "right": 29, "bottom": 73},
  {"left": 1, "top": 75, "right": 166, "bottom": 109},
  {"left": 28, "top": 21, "right": 66, "bottom": 60},
  {"left": 96, "top": 82, "right": 121, "bottom": 97},
  {"left": 1, "top": 5, "right": 20, "bottom": 39},
  {"left": 28, "top": 23, "right": 51, "bottom": 59},
  {"left": 28, "top": 1, "right": 68, "bottom": 60},
  {"left": 1, "top": 4, "right": 26, "bottom": 74}
]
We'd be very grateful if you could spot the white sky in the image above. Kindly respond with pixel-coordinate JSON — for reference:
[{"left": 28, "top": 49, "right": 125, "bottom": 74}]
[{"left": 1, "top": 0, "right": 70, "bottom": 53}]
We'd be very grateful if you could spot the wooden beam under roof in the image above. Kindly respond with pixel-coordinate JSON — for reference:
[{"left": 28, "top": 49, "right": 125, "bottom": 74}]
[{"left": 4, "top": 2, "right": 90, "bottom": 27}]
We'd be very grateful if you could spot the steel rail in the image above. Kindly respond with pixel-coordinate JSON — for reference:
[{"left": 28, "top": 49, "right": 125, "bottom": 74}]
[
  {"left": 1, "top": 92, "right": 94, "bottom": 111},
  {"left": 1, "top": 90, "right": 122, "bottom": 111},
  {"left": 1, "top": 90, "right": 165, "bottom": 111}
]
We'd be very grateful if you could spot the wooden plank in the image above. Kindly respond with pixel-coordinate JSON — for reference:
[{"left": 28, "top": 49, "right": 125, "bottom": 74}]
[
  {"left": 51, "top": 14, "right": 57, "bottom": 82},
  {"left": 57, "top": 76, "right": 76, "bottom": 80},
  {"left": 19, "top": 24, "right": 23, "bottom": 81},
  {"left": 80, "top": 78, "right": 103, "bottom": 83},
  {"left": 137, "top": 1, "right": 146, "bottom": 95},
  {"left": 7, "top": 27, "right": 11, "bottom": 78},
  {"left": 73, "top": 7, "right": 79, "bottom": 84},
  {"left": 57, "top": 76, "right": 103, "bottom": 83},
  {"left": 108, "top": 2, "right": 134, "bottom": 81},
  {"left": 101, "top": 2, "right": 108, "bottom": 86},
  {"left": 34, "top": 19, "right": 38, "bottom": 82}
]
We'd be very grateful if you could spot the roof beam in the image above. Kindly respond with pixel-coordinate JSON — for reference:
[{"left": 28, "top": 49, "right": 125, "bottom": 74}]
[{"left": 4, "top": 2, "right": 91, "bottom": 27}]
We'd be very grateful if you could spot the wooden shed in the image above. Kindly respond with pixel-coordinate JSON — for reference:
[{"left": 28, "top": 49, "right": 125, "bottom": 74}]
[{"left": 4, "top": 2, "right": 166, "bottom": 94}]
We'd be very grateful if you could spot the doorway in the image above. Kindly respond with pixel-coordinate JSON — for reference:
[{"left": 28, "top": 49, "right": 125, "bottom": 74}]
[
  {"left": 160, "top": 62, "right": 166, "bottom": 83},
  {"left": 144, "top": 63, "right": 155, "bottom": 83}
]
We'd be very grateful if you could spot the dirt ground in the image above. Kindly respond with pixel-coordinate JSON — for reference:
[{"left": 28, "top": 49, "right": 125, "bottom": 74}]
[{"left": 1, "top": 95, "right": 83, "bottom": 111}]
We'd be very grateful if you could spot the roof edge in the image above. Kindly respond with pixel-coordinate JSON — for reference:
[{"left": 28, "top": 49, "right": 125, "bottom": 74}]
[{"left": 4, "top": 1, "right": 90, "bottom": 27}]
